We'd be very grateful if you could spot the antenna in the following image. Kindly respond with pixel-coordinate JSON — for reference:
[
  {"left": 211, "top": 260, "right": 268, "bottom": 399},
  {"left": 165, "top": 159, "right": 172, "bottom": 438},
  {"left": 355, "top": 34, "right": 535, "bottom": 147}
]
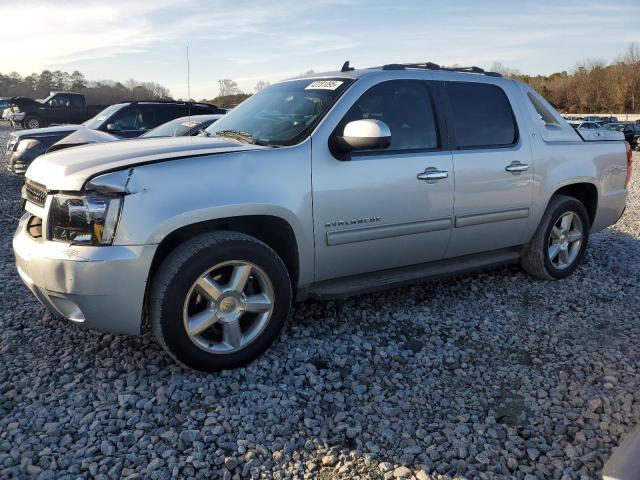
[{"left": 186, "top": 45, "right": 191, "bottom": 121}]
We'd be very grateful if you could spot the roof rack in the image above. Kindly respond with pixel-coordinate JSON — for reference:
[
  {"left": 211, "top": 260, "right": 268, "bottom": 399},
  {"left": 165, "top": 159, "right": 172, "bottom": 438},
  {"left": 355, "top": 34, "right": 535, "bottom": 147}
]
[
  {"left": 116, "top": 100, "right": 220, "bottom": 108},
  {"left": 380, "top": 62, "right": 502, "bottom": 77}
]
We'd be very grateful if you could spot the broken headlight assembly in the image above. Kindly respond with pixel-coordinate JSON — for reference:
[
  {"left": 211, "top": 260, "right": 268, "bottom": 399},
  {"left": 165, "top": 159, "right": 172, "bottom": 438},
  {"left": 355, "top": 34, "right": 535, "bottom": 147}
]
[{"left": 48, "top": 193, "right": 123, "bottom": 245}]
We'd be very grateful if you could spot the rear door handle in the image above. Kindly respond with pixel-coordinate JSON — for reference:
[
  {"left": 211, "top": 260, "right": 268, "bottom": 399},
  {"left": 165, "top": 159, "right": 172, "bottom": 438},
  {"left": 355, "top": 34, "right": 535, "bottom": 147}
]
[
  {"left": 505, "top": 162, "right": 529, "bottom": 173},
  {"left": 417, "top": 168, "right": 448, "bottom": 182}
]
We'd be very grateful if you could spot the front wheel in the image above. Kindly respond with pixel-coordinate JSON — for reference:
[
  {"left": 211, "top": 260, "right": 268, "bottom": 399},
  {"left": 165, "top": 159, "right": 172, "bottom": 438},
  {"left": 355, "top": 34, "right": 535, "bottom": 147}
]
[
  {"left": 149, "top": 231, "right": 292, "bottom": 371},
  {"left": 521, "top": 195, "right": 590, "bottom": 280}
]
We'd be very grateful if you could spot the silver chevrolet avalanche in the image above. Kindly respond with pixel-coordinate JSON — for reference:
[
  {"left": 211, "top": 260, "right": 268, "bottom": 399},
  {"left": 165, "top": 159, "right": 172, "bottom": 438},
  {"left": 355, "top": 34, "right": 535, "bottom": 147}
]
[{"left": 14, "top": 63, "right": 631, "bottom": 371}]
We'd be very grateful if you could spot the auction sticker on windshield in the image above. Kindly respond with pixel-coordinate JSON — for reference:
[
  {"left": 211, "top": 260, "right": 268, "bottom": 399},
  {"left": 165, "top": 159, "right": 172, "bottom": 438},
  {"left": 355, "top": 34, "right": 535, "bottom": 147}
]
[{"left": 305, "top": 80, "right": 343, "bottom": 90}]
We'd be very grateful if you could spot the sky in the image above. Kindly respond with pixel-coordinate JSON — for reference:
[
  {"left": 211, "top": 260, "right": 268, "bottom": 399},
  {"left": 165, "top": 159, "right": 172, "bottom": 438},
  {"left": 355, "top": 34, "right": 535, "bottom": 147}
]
[{"left": 1, "top": 0, "right": 639, "bottom": 100}]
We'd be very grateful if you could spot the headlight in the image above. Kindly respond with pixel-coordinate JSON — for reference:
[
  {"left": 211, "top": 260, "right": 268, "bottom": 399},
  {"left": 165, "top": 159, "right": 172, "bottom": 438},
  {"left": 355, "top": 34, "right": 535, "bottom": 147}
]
[
  {"left": 16, "top": 139, "right": 40, "bottom": 152},
  {"left": 49, "top": 193, "right": 123, "bottom": 245}
]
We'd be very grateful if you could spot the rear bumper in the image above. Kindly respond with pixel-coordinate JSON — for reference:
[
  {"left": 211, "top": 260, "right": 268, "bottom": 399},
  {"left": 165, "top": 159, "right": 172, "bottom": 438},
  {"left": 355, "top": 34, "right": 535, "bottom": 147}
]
[{"left": 13, "top": 213, "right": 157, "bottom": 335}]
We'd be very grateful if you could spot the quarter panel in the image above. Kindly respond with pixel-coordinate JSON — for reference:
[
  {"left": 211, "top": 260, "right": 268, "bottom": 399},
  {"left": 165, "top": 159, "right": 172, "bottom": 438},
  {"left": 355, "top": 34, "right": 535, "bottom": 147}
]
[{"left": 529, "top": 139, "right": 628, "bottom": 234}]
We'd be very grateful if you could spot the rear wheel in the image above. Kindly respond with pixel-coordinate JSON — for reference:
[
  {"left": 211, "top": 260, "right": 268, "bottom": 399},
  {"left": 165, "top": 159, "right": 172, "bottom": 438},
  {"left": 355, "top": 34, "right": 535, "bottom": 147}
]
[
  {"left": 24, "top": 115, "right": 44, "bottom": 129},
  {"left": 150, "top": 231, "right": 292, "bottom": 371},
  {"left": 521, "top": 195, "right": 590, "bottom": 280}
]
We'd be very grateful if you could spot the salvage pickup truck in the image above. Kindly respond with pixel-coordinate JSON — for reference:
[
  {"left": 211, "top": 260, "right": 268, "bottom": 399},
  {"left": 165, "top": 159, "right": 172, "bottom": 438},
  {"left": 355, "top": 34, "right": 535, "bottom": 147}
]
[
  {"left": 6, "top": 92, "right": 106, "bottom": 129},
  {"left": 14, "top": 62, "right": 632, "bottom": 371}
]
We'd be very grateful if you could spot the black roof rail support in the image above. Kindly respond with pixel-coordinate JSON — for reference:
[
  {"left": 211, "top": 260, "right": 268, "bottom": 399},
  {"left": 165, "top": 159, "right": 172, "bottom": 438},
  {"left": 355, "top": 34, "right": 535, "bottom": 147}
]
[
  {"left": 380, "top": 62, "right": 502, "bottom": 77},
  {"left": 341, "top": 61, "right": 355, "bottom": 72},
  {"left": 381, "top": 64, "right": 406, "bottom": 70}
]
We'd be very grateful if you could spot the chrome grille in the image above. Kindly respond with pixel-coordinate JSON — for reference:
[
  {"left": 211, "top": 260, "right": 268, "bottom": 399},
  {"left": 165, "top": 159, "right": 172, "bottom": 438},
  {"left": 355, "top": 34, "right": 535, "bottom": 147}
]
[{"left": 24, "top": 180, "right": 47, "bottom": 207}]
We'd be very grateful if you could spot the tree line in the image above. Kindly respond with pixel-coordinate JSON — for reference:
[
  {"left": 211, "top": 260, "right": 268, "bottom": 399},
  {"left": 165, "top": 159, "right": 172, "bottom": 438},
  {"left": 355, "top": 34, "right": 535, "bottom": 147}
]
[
  {"left": 0, "top": 70, "right": 172, "bottom": 104},
  {"left": 4, "top": 46, "right": 639, "bottom": 113},
  {"left": 493, "top": 43, "right": 640, "bottom": 113}
]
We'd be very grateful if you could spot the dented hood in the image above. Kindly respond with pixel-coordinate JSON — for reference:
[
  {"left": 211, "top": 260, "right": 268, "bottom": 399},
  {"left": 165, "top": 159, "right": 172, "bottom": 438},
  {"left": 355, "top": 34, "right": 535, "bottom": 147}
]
[{"left": 25, "top": 136, "right": 268, "bottom": 191}]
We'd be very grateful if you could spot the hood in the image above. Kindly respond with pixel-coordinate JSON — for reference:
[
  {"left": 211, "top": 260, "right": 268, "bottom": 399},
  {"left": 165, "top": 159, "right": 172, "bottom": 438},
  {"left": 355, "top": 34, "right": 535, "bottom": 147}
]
[
  {"left": 26, "top": 136, "right": 269, "bottom": 191},
  {"left": 12, "top": 124, "right": 82, "bottom": 140},
  {"left": 47, "top": 127, "right": 119, "bottom": 153}
]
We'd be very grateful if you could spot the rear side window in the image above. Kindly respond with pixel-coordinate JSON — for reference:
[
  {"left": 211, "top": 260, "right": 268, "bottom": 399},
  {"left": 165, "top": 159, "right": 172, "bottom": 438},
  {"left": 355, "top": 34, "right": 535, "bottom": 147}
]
[
  {"left": 157, "top": 105, "right": 186, "bottom": 124},
  {"left": 340, "top": 80, "right": 439, "bottom": 151},
  {"left": 70, "top": 95, "right": 84, "bottom": 107},
  {"left": 445, "top": 82, "right": 517, "bottom": 148}
]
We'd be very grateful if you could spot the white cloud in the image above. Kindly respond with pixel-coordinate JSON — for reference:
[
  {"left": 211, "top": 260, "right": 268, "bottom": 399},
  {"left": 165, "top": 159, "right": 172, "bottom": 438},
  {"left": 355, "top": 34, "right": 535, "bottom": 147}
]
[{"left": 0, "top": 0, "right": 637, "bottom": 99}]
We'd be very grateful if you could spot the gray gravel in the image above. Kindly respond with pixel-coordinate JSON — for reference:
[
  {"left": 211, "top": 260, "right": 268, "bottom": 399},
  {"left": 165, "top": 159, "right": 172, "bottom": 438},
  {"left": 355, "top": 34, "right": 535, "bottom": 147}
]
[{"left": 1, "top": 120, "right": 639, "bottom": 479}]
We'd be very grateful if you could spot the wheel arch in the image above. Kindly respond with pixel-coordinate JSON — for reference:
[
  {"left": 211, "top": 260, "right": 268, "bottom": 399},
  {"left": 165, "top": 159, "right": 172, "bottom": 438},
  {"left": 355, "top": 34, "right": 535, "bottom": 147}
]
[
  {"left": 145, "top": 215, "right": 301, "bottom": 306},
  {"left": 550, "top": 182, "right": 598, "bottom": 227}
]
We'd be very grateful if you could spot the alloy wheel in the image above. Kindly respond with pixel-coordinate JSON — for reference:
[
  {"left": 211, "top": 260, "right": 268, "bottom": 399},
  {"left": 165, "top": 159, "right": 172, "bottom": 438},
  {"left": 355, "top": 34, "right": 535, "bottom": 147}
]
[
  {"left": 182, "top": 261, "right": 274, "bottom": 354},
  {"left": 547, "top": 211, "right": 583, "bottom": 269}
]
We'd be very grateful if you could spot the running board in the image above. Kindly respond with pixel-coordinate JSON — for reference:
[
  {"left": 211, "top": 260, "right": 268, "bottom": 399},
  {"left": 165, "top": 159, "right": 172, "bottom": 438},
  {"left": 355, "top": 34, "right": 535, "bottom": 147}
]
[{"left": 302, "top": 247, "right": 522, "bottom": 301}]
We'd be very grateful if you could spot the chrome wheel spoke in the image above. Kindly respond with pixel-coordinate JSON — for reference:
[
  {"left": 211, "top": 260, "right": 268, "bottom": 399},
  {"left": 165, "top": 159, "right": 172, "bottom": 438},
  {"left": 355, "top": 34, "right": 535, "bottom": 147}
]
[
  {"left": 551, "top": 226, "right": 562, "bottom": 240},
  {"left": 228, "top": 264, "right": 252, "bottom": 293},
  {"left": 558, "top": 245, "right": 569, "bottom": 264},
  {"left": 567, "top": 229, "right": 582, "bottom": 242},
  {"left": 187, "top": 310, "right": 218, "bottom": 337},
  {"left": 222, "top": 319, "right": 243, "bottom": 348},
  {"left": 560, "top": 213, "right": 573, "bottom": 230},
  {"left": 548, "top": 244, "right": 561, "bottom": 260},
  {"left": 244, "top": 293, "right": 273, "bottom": 313},
  {"left": 196, "top": 276, "right": 223, "bottom": 301}
]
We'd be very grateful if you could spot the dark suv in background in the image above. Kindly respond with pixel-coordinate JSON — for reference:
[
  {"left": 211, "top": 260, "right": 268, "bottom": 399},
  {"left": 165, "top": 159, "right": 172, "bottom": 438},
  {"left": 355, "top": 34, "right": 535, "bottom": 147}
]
[{"left": 5, "top": 101, "right": 226, "bottom": 174}]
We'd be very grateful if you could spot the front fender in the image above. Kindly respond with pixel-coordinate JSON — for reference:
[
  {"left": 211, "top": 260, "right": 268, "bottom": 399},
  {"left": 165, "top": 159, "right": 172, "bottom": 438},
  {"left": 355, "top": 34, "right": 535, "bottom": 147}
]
[{"left": 112, "top": 146, "right": 314, "bottom": 284}]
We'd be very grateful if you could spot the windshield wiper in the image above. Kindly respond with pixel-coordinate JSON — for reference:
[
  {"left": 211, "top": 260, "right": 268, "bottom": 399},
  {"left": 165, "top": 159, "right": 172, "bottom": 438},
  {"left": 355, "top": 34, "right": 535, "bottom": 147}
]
[
  {"left": 215, "top": 129, "right": 256, "bottom": 144},
  {"left": 213, "top": 129, "right": 277, "bottom": 147}
]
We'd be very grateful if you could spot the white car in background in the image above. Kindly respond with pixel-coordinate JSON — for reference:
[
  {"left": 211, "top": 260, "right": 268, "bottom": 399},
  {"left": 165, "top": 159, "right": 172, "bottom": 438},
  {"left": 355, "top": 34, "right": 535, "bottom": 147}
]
[{"left": 46, "top": 114, "right": 224, "bottom": 153}]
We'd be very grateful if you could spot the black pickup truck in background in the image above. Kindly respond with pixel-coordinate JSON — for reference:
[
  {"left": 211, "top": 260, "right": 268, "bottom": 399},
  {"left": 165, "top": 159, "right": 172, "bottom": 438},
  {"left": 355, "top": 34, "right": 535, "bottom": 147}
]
[{"left": 6, "top": 92, "right": 107, "bottom": 129}]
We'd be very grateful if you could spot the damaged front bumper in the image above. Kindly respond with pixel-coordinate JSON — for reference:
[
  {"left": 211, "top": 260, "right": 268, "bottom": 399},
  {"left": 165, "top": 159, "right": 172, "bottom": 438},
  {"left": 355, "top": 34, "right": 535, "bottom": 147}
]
[{"left": 13, "top": 212, "right": 157, "bottom": 335}]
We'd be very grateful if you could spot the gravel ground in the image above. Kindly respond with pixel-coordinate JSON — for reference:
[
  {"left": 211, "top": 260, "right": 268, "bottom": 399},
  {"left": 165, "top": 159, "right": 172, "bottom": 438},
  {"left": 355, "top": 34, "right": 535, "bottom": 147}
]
[{"left": 0, "top": 120, "right": 639, "bottom": 480}]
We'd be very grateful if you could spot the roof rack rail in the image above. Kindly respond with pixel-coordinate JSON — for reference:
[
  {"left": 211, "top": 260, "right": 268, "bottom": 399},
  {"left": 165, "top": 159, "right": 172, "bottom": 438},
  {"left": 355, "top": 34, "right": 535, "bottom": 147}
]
[
  {"left": 381, "top": 62, "right": 502, "bottom": 77},
  {"left": 117, "top": 100, "right": 220, "bottom": 108}
]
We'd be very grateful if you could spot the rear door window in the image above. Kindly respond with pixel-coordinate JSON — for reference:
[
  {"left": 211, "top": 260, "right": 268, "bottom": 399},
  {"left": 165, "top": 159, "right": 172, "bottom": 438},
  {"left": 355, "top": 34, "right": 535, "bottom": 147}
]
[{"left": 444, "top": 82, "right": 517, "bottom": 148}]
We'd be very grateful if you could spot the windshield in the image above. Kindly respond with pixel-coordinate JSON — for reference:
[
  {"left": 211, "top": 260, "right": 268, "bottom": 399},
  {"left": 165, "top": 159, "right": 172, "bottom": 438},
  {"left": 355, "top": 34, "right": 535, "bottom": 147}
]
[
  {"left": 143, "top": 117, "right": 204, "bottom": 138},
  {"left": 204, "top": 78, "right": 353, "bottom": 146},
  {"left": 84, "top": 104, "right": 127, "bottom": 130}
]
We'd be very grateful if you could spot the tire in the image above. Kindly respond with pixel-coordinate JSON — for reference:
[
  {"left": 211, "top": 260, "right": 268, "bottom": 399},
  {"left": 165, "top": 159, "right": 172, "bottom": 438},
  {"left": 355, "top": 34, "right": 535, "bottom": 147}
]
[
  {"left": 23, "top": 116, "right": 43, "bottom": 130},
  {"left": 521, "top": 194, "right": 590, "bottom": 280},
  {"left": 149, "top": 231, "right": 292, "bottom": 371}
]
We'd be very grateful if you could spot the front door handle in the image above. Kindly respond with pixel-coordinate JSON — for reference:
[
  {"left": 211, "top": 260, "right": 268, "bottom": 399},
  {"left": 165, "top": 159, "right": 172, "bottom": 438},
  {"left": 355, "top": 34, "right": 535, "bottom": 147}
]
[
  {"left": 417, "top": 168, "right": 448, "bottom": 182},
  {"left": 505, "top": 162, "right": 529, "bottom": 173}
]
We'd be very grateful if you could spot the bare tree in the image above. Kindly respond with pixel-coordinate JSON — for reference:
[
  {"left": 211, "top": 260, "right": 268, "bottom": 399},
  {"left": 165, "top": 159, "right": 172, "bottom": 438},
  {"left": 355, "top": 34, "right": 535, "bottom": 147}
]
[
  {"left": 218, "top": 79, "right": 240, "bottom": 98},
  {"left": 254, "top": 80, "right": 270, "bottom": 92}
]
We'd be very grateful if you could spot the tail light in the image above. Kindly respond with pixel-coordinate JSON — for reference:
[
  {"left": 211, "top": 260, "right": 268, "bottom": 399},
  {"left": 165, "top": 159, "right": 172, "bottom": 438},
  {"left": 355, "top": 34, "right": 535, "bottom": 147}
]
[{"left": 625, "top": 141, "right": 633, "bottom": 188}]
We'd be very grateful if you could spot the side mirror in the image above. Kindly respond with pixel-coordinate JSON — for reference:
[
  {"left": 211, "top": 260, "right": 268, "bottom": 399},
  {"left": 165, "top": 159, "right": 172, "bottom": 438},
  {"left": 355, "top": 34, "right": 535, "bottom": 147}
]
[
  {"left": 336, "top": 119, "right": 391, "bottom": 152},
  {"left": 106, "top": 123, "right": 120, "bottom": 132}
]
